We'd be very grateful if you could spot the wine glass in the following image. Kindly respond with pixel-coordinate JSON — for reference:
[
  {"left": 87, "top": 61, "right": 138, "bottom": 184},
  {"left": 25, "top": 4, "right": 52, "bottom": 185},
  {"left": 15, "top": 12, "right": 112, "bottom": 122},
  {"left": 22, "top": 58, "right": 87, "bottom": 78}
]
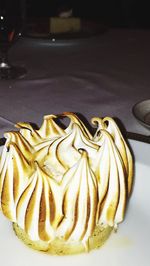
[{"left": 0, "top": 1, "right": 26, "bottom": 79}]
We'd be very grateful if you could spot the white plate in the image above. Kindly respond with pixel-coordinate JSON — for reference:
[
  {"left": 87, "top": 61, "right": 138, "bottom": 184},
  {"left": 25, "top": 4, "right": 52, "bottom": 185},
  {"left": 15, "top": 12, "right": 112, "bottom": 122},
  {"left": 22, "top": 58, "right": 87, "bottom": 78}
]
[
  {"left": 132, "top": 99, "right": 150, "bottom": 129},
  {"left": 0, "top": 139, "right": 150, "bottom": 266}
]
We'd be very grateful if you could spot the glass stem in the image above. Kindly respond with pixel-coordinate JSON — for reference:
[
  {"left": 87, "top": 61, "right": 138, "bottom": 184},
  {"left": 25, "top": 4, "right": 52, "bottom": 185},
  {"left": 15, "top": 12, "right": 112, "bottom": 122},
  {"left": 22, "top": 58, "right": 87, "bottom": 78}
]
[{"left": 0, "top": 49, "right": 10, "bottom": 68}]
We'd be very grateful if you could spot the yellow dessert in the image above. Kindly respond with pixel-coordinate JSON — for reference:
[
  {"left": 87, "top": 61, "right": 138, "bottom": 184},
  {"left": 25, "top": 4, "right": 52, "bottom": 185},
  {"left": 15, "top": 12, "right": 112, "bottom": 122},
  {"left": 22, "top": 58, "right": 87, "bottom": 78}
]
[
  {"left": 50, "top": 17, "right": 81, "bottom": 34},
  {"left": 0, "top": 112, "right": 133, "bottom": 255}
]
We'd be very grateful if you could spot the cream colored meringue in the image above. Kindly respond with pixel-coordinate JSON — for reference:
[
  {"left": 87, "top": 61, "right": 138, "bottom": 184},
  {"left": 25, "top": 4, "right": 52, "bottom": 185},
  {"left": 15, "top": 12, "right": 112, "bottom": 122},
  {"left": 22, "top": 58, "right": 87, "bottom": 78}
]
[{"left": 0, "top": 112, "right": 133, "bottom": 247}]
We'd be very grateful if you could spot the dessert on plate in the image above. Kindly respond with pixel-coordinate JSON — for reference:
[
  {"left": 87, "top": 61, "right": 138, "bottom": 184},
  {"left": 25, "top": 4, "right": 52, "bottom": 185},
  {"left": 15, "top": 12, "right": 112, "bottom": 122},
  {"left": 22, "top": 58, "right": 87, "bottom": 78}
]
[{"left": 0, "top": 112, "right": 133, "bottom": 255}]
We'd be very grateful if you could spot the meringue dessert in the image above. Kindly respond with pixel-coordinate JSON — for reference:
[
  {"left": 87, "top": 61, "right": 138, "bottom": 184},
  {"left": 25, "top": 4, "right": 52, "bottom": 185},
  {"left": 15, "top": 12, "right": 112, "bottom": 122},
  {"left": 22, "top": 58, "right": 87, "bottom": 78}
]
[{"left": 0, "top": 112, "right": 133, "bottom": 255}]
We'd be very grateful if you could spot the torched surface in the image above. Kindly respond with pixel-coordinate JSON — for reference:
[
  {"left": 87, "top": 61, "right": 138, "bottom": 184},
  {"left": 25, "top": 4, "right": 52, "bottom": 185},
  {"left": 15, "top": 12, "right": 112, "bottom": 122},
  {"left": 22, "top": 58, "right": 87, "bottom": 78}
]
[{"left": 0, "top": 112, "right": 133, "bottom": 246}]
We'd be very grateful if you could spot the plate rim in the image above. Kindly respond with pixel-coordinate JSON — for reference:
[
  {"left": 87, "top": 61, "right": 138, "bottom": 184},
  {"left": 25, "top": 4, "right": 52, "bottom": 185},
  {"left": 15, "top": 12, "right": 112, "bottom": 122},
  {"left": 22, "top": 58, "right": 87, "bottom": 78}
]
[{"left": 132, "top": 98, "right": 150, "bottom": 129}]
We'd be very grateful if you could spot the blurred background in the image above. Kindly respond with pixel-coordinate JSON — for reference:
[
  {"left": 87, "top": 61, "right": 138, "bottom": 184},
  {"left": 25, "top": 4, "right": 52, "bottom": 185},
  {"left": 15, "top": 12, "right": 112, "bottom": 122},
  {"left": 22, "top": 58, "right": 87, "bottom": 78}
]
[{"left": 26, "top": 0, "right": 150, "bottom": 28}]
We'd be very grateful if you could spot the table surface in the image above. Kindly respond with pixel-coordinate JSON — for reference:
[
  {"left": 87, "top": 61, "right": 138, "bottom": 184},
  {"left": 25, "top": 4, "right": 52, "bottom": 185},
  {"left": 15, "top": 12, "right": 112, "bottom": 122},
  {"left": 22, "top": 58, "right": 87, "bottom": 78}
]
[{"left": 0, "top": 28, "right": 150, "bottom": 138}]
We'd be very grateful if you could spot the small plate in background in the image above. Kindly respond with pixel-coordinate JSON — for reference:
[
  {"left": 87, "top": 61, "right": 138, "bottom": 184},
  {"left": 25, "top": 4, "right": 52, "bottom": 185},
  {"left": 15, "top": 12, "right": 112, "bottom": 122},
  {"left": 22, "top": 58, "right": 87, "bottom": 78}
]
[
  {"left": 25, "top": 18, "right": 107, "bottom": 40},
  {"left": 132, "top": 99, "right": 150, "bottom": 129}
]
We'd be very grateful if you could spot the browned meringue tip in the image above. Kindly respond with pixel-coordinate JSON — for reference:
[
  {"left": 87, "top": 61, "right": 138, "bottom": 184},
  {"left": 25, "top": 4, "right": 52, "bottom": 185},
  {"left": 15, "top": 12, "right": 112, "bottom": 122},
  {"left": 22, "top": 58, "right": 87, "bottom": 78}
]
[
  {"left": 43, "top": 114, "right": 57, "bottom": 120},
  {"left": 5, "top": 140, "right": 14, "bottom": 148},
  {"left": 33, "top": 160, "right": 41, "bottom": 172},
  {"left": 71, "top": 122, "right": 80, "bottom": 129},
  {"left": 15, "top": 123, "right": 23, "bottom": 128},
  {"left": 103, "top": 116, "right": 114, "bottom": 123},
  {"left": 61, "top": 112, "right": 76, "bottom": 116},
  {"left": 91, "top": 117, "right": 104, "bottom": 126},
  {"left": 15, "top": 122, "right": 32, "bottom": 131},
  {"left": 2, "top": 138, "right": 17, "bottom": 149},
  {"left": 78, "top": 148, "right": 88, "bottom": 157},
  {"left": 4, "top": 131, "right": 17, "bottom": 138}
]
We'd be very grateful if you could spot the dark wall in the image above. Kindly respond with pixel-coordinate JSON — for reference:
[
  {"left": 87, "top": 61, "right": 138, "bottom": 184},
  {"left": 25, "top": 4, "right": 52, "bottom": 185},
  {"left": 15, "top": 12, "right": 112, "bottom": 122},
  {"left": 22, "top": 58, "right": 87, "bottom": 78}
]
[{"left": 26, "top": 0, "right": 150, "bottom": 28}]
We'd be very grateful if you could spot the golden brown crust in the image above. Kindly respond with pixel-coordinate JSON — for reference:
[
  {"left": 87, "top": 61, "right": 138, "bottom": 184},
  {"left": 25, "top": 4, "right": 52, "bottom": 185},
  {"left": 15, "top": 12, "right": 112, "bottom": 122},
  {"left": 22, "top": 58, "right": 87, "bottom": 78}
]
[{"left": 13, "top": 223, "right": 112, "bottom": 255}]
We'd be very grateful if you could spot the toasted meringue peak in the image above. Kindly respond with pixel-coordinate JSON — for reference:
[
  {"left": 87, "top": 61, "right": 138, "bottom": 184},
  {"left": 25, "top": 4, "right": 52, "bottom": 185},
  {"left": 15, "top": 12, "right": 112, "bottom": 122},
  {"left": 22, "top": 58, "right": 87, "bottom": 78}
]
[
  {"left": 92, "top": 117, "right": 133, "bottom": 195},
  {"left": 62, "top": 112, "right": 93, "bottom": 139},
  {"left": 39, "top": 115, "right": 65, "bottom": 139},
  {"left": 57, "top": 150, "right": 97, "bottom": 243},
  {"left": 16, "top": 122, "right": 43, "bottom": 146},
  {"left": 0, "top": 113, "right": 133, "bottom": 245}
]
